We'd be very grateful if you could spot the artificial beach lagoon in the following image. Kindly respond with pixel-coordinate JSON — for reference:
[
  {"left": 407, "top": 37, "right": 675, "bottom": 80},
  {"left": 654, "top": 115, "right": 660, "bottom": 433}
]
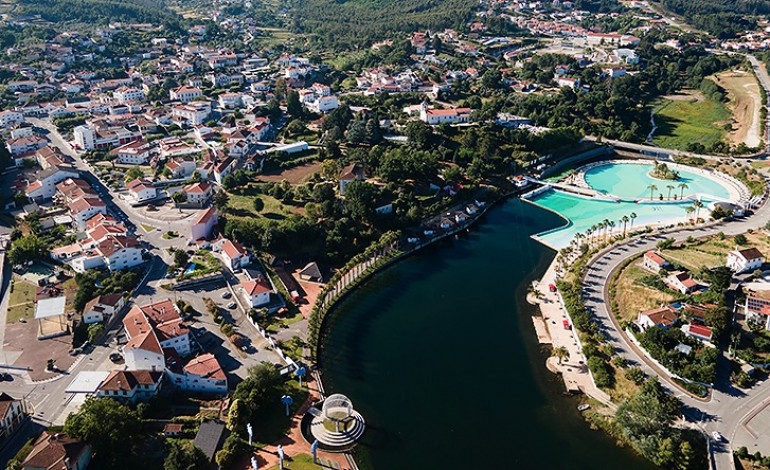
[{"left": 524, "top": 159, "right": 749, "bottom": 249}]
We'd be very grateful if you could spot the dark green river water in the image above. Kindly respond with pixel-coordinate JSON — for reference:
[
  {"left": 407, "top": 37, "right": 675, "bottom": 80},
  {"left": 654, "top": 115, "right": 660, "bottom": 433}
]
[{"left": 319, "top": 199, "right": 656, "bottom": 469}]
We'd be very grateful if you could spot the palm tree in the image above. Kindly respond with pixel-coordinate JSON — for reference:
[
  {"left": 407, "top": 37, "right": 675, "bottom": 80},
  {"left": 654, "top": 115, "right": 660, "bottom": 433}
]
[
  {"left": 647, "top": 184, "right": 658, "bottom": 200},
  {"left": 678, "top": 182, "right": 688, "bottom": 199},
  {"left": 685, "top": 205, "right": 695, "bottom": 221},
  {"left": 621, "top": 215, "right": 630, "bottom": 236},
  {"left": 602, "top": 219, "right": 611, "bottom": 240},
  {"left": 666, "top": 185, "right": 675, "bottom": 200},
  {"left": 608, "top": 220, "right": 616, "bottom": 239},
  {"left": 693, "top": 200, "right": 704, "bottom": 221},
  {"left": 552, "top": 346, "right": 570, "bottom": 365},
  {"left": 629, "top": 212, "right": 637, "bottom": 230}
]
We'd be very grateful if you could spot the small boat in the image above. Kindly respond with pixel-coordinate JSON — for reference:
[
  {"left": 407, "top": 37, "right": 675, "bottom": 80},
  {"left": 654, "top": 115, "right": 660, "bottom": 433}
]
[{"left": 577, "top": 404, "right": 590, "bottom": 412}]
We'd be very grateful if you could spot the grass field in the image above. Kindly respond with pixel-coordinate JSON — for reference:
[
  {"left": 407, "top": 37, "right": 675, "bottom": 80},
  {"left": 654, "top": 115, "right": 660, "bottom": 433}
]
[
  {"left": 653, "top": 91, "right": 730, "bottom": 150},
  {"left": 614, "top": 263, "right": 676, "bottom": 322},
  {"left": 267, "top": 453, "right": 319, "bottom": 470},
  {"left": 7, "top": 276, "right": 36, "bottom": 324},
  {"left": 227, "top": 193, "right": 303, "bottom": 220}
]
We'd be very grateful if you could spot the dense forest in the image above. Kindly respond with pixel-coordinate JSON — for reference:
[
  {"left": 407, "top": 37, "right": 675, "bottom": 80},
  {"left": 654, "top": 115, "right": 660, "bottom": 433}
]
[
  {"left": 657, "top": 0, "right": 768, "bottom": 38},
  {"left": 15, "top": 0, "right": 181, "bottom": 29},
  {"left": 285, "top": 0, "right": 476, "bottom": 49}
]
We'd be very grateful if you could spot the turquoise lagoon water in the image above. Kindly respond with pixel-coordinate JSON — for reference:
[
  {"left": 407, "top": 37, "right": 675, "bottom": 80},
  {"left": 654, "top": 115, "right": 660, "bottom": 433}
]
[
  {"left": 584, "top": 163, "right": 731, "bottom": 200},
  {"left": 529, "top": 162, "right": 734, "bottom": 249}
]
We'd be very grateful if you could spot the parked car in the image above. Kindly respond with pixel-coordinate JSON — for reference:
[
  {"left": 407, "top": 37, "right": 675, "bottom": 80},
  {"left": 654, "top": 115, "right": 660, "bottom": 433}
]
[
  {"left": 69, "top": 348, "right": 82, "bottom": 356},
  {"left": 109, "top": 353, "right": 123, "bottom": 363},
  {"left": 2, "top": 373, "right": 12, "bottom": 381},
  {"left": 227, "top": 301, "right": 237, "bottom": 309},
  {"left": 221, "top": 291, "right": 232, "bottom": 299},
  {"left": 712, "top": 431, "right": 723, "bottom": 442}
]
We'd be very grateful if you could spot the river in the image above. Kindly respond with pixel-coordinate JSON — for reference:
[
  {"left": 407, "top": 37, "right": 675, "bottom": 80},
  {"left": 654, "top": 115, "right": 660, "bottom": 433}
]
[{"left": 319, "top": 199, "right": 656, "bottom": 470}]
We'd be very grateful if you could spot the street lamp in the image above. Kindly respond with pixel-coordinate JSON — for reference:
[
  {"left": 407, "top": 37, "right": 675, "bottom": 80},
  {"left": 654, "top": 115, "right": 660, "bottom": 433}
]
[
  {"left": 295, "top": 366, "right": 307, "bottom": 387},
  {"left": 280, "top": 395, "right": 293, "bottom": 417}
]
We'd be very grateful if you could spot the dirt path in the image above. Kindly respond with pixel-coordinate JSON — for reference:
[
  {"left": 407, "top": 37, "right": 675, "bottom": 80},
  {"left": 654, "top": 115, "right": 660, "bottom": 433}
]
[{"left": 714, "top": 70, "right": 763, "bottom": 149}]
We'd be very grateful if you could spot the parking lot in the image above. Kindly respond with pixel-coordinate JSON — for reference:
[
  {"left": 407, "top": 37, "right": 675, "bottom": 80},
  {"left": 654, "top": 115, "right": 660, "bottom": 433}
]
[{"left": 145, "top": 276, "right": 284, "bottom": 383}]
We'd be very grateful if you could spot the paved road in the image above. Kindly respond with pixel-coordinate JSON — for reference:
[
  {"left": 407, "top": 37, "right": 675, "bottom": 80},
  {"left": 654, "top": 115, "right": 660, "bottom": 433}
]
[
  {"left": 583, "top": 198, "right": 770, "bottom": 468},
  {"left": 747, "top": 55, "right": 770, "bottom": 155}
]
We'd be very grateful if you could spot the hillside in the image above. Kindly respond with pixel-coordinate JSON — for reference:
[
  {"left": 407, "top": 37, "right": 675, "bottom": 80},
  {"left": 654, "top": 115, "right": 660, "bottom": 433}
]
[
  {"left": 14, "top": 0, "right": 181, "bottom": 28},
  {"left": 657, "top": 0, "right": 770, "bottom": 38},
  {"left": 287, "top": 0, "right": 476, "bottom": 49}
]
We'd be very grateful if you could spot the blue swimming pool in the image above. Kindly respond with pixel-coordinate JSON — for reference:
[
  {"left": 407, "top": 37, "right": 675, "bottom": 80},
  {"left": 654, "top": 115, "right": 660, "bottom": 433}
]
[
  {"left": 584, "top": 162, "right": 731, "bottom": 201},
  {"left": 527, "top": 161, "right": 736, "bottom": 249},
  {"left": 183, "top": 263, "right": 197, "bottom": 275}
]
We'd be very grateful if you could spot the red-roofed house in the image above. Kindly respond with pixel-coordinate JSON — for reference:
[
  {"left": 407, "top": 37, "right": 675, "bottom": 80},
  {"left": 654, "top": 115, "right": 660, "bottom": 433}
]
[
  {"left": 241, "top": 276, "right": 272, "bottom": 308},
  {"left": 126, "top": 178, "right": 157, "bottom": 204},
  {"left": 191, "top": 206, "right": 218, "bottom": 241},
  {"left": 727, "top": 247, "right": 764, "bottom": 274},
  {"left": 168, "top": 353, "right": 227, "bottom": 394},
  {"left": 218, "top": 239, "right": 249, "bottom": 271},
  {"left": 0, "top": 393, "right": 25, "bottom": 444},
  {"left": 82, "top": 293, "right": 125, "bottom": 324},
  {"left": 665, "top": 271, "right": 699, "bottom": 294},
  {"left": 69, "top": 196, "right": 107, "bottom": 230},
  {"left": 637, "top": 305, "right": 679, "bottom": 330},
  {"left": 96, "top": 370, "right": 163, "bottom": 404},
  {"left": 22, "top": 432, "right": 91, "bottom": 470},
  {"left": 681, "top": 323, "right": 714, "bottom": 343},
  {"left": 183, "top": 181, "right": 212, "bottom": 206},
  {"left": 643, "top": 250, "right": 670, "bottom": 273}
]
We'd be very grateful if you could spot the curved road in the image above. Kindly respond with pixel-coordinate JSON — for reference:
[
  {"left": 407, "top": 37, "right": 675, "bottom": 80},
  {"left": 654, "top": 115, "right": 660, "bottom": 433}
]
[{"left": 583, "top": 194, "right": 770, "bottom": 469}]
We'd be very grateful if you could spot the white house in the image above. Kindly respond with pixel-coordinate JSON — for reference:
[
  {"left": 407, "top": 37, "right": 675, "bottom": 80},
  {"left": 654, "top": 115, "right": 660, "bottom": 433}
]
[
  {"left": 69, "top": 196, "right": 108, "bottom": 230},
  {"left": 96, "top": 370, "right": 163, "bottom": 404},
  {"left": 241, "top": 276, "right": 272, "bottom": 308},
  {"left": 191, "top": 206, "right": 218, "bottom": 241},
  {"left": 112, "top": 140, "right": 152, "bottom": 165},
  {"left": 171, "top": 101, "right": 211, "bottom": 125},
  {"left": 170, "top": 86, "right": 203, "bottom": 103},
  {"left": 113, "top": 87, "right": 145, "bottom": 104},
  {"left": 219, "top": 239, "right": 249, "bottom": 271},
  {"left": 0, "top": 110, "right": 24, "bottom": 128},
  {"left": 22, "top": 432, "right": 91, "bottom": 470},
  {"left": 307, "top": 94, "right": 339, "bottom": 113},
  {"left": 183, "top": 181, "right": 212, "bottom": 206},
  {"left": 122, "top": 331, "right": 165, "bottom": 371},
  {"left": 96, "top": 235, "right": 144, "bottom": 271},
  {"left": 338, "top": 164, "right": 366, "bottom": 195},
  {"left": 643, "top": 250, "right": 670, "bottom": 273},
  {"left": 0, "top": 393, "right": 25, "bottom": 443},
  {"left": 82, "top": 293, "right": 125, "bottom": 324},
  {"left": 213, "top": 157, "right": 236, "bottom": 185},
  {"left": 25, "top": 165, "right": 80, "bottom": 201},
  {"left": 727, "top": 247, "right": 764, "bottom": 273},
  {"left": 637, "top": 306, "right": 678, "bottom": 330},
  {"left": 171, "top": 353, "right": 227, "bottom": 395},
  {"left": 418, "top": 103, "right": 472, "bottom": 125},
  {"left": 126, "top": 179, "right": 157, "bottom": 204},
  {"left": 665, "top": 271, "right": 699, "bottom": 294},
  {"left": 744, "top": 284, "right": 770, "bottom": 331}
]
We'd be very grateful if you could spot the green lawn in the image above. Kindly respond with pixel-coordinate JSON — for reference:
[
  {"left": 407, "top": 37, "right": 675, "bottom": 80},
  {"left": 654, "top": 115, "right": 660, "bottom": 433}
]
[
  {"left": 7, "top": 277, "right": 36, "bottom": 323},
  {"left": 140, "top": 223, "right": 155, "bottom": 232},
  {"left": 227, "top": 194, "right": 299, "bottom": 220},
  {"left": 653, "top": 94, "right": 730, "bottom": 150},
  {"left": 267, "top": 453, "right": 319, "bottom": 470}
]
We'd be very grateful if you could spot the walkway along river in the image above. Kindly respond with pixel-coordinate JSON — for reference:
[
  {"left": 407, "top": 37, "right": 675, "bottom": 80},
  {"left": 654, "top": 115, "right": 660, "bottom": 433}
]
[{"left": 318, "top": 199, "right": 656, "bottom": 469}]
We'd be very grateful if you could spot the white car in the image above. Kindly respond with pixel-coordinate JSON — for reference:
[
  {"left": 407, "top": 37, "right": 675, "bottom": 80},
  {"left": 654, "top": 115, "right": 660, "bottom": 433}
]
[
  {"left": 221, "top": 291, "right": 232, "bottom": 299},
  {"left": 712, "top": 431, "right": 723, "bottom": 442},
  {"left": 227, "top": 301, "right": 237, "bottom": 309}
]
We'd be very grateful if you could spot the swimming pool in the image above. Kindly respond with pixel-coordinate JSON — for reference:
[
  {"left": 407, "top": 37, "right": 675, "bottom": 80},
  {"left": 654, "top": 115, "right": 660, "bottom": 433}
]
[
  {"left": 583, "top": 162, "right": 731, "bottom": 201},
  {"left": 527, "top": 161, "right": 739, "bottom": 249},
  {"left": 183, "top": 263, "right": 197, "bottom": 275}
]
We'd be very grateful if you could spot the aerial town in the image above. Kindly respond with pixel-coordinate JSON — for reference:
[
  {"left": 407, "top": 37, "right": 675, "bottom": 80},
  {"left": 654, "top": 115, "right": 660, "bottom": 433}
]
[{"left": 2, "top": 0, "right": 770, "bottom": 468}]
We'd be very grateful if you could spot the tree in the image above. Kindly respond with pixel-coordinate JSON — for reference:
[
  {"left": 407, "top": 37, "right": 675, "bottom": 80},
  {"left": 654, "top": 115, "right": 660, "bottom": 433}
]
[
  {"left": 174, "top": 249, "right": 190, "bottom": 268},
  {"left": 342, "top": 180, "right": 380, "bottom": 223},
  {"left": 214, "top": 191, "right": 230, "bottom": 212},
  {"left": 735, "top": 234, "right": 747, "bottom": 245},
  {"left": 647, "top": 184, "right": 658, "bottom": 200},
  {"left": 164, "top": 442, "right": 209, "bottom": 470},
  {"left": 286, "top": 90, "right": 303, "bottom": 117},
  {"left": 64, "top": 398, "right": 142, "bottom": 469},
  {"left": 87, "top": 323, "right": 104, "bottom": 343},
  {"left": 8, "top": 234, "right": 46, "bottom": 265},
  {"left": 552, "top": 346, "right": 570, "bottom": 364},
  {"left": 124, "top": 166, "right": 143, "bottom": 182},
  {"left": 252, "top": 197, "right": 265, "bottom": 213},
  {"left": 404, "top": 121, "right": 433, "bottom": 150},
  {"left": 231, "top": 363, "right": 284, "bottom": 431},
  {"left": 678, "top": 182, "right": 688, "bottom": 198}
]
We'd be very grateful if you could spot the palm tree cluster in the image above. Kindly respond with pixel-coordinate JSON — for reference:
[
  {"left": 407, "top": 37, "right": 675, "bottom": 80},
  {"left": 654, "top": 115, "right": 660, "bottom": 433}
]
[
  {"left": 685, "top": 200, "right": 705, "bottom": 222},
  {"left": 565, "top": 212, "right": 639, "bottom": 256},
  {"left": 645, "top": 182, "right": 688, "bottom": 200}
]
